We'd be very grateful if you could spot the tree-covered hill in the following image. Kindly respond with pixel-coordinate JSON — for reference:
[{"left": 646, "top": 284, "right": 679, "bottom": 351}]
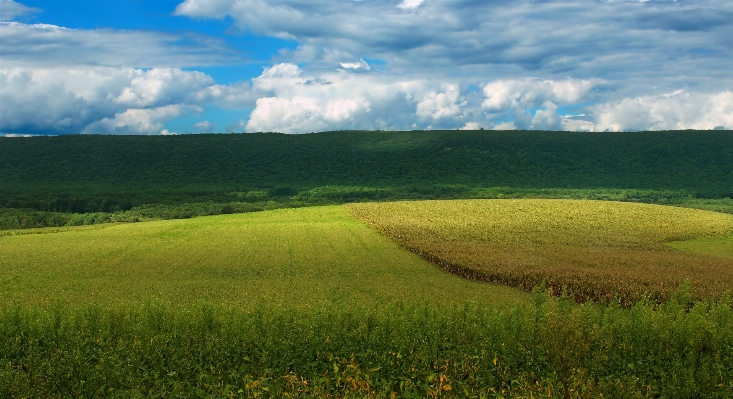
[{"left": 1, "top": 130, "right": 731, "bottom": 215}]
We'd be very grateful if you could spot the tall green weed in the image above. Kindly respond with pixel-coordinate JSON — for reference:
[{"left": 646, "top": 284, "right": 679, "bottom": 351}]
[{"left": 2, "top": 289, "right": 732, "bottom": 398}]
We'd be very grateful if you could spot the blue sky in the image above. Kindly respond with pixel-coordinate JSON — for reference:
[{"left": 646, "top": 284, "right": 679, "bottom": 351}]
[
  {"left": 16, "top": 0, "right": 298, "bottom": 77},
  {"left": 5, "top": 0, "right": 297, "bottom": 133},
  {"left": 1, "top": 0, "right": 731, "bottom": 135}
]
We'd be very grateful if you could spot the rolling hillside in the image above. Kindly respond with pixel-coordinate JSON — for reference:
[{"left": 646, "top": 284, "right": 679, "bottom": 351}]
[{"left": 1, "top": 130, "right": 732, "bottom": 214}]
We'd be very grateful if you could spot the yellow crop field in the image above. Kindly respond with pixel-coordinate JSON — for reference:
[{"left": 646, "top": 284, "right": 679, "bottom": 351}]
[
  {"left": 348, "top": 199, "right": 733, "bottom": 303},
  {"left": 0, "top": 205, "right": 526, "bottom": 309}
]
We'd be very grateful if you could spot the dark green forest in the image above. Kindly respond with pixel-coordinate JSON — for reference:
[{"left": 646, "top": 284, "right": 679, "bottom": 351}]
[{"left": 1, "top": 130, "right": 732, "bottom": 229}]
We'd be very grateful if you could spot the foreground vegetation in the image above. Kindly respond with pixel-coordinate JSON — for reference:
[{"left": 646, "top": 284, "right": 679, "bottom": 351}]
[
  {"left": 1, "top": 130, "right": 732, "bottom": 229},
  {"left": 3, "top": 288, "right": 732, "bottom": 398},
  {"left": 349, "top": 200, "right": 733, "bottom": 304}
]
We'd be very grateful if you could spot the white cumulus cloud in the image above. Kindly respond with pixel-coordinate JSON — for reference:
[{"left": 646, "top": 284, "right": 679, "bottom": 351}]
[
  {"left": 116, "top": 69, "right": 214, "bottom": 108},
  {"left": 0, "top": 67, "right": 216, "bottom": 134},
  {"left": 530, "top": 101, "right": 563, "bottom": 131},
  {"left": 83, "top": 105, "right": 201, "bottom": 135},
  {"left": 416, "top": 84, "right": 462, "bottom": 120},
  {"left": 243, "top": 64, "right": 475, "bottom": 133},
  {"left": 460, "top": 122, "right": 482, "bottom": 130},
  {"left": 248, "top": 97, "right": 331, "bottom": 133},
  {"left": 593, "top": 91, "right": 733, "bottom": 132},
  {"left": 482, "top": 79, "right": 598, "bottom": 112}
]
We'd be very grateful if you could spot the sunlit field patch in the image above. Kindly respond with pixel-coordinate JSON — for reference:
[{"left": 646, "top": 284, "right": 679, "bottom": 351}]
[
  {"left": 0, "top": 205, "right": 526, "bottom": 309},
  {"left": 348, "top": 199, "right": 733, "bottom": 304}
]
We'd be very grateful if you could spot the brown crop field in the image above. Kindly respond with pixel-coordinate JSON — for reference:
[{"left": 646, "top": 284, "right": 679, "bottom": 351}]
[{"left": 348, "top": 199, "right": 733, "bottom": 304}]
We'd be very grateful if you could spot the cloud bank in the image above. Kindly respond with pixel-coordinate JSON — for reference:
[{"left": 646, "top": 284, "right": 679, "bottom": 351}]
[
  {"left": 2, "top": 62, "right": 730, "bottom": 135},
  {"left": 0, "top": 0, "right": 731, "bottom": 134},
  {"left": 174, "top": 0, "right": 732, "bottom": 88},
  {"left": 0, "top": 67, "right": 213, "bottom": 134}
]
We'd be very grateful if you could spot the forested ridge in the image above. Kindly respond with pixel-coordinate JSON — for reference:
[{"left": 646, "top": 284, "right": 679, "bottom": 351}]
[{"left": 1, "top": 130, "right": 732, "bottom": 227}]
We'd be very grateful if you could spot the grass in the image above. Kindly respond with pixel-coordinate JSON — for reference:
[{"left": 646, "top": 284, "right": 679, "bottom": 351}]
[
  {"left": 667, "top": 235, "right": 733, "bottom": 258},
  {"left": 3, "top": 288, "right": 732, "bottom": 398},
  {"left": 347, "top": 199, "right": 733, "bottom": 304},
  {"left": 0, "top": 205, "right": 526, "bottom": 309},
  {"left": 2, "top": 203, "right": 733, "bottom": 397}
]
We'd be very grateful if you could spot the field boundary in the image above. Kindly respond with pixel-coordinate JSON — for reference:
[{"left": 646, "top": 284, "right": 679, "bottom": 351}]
[{"left": 346, "top": 204, "right": 508, "bottom": 286}]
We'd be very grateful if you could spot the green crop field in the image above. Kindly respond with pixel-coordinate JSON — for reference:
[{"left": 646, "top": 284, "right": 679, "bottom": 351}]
[
  {"left": 3, "top": 202, "right": 733, "bottom": 397},
  {"left": 348, "top": 199, "right": 733, "bottom": 304},
  {"left": 0, "top": 206, "right": 526, "bottom": 309}
]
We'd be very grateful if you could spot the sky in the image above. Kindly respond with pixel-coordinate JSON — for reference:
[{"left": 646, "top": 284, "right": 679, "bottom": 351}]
[{"left": 0, "top": 0, "right": 731, "bottom": 135}]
